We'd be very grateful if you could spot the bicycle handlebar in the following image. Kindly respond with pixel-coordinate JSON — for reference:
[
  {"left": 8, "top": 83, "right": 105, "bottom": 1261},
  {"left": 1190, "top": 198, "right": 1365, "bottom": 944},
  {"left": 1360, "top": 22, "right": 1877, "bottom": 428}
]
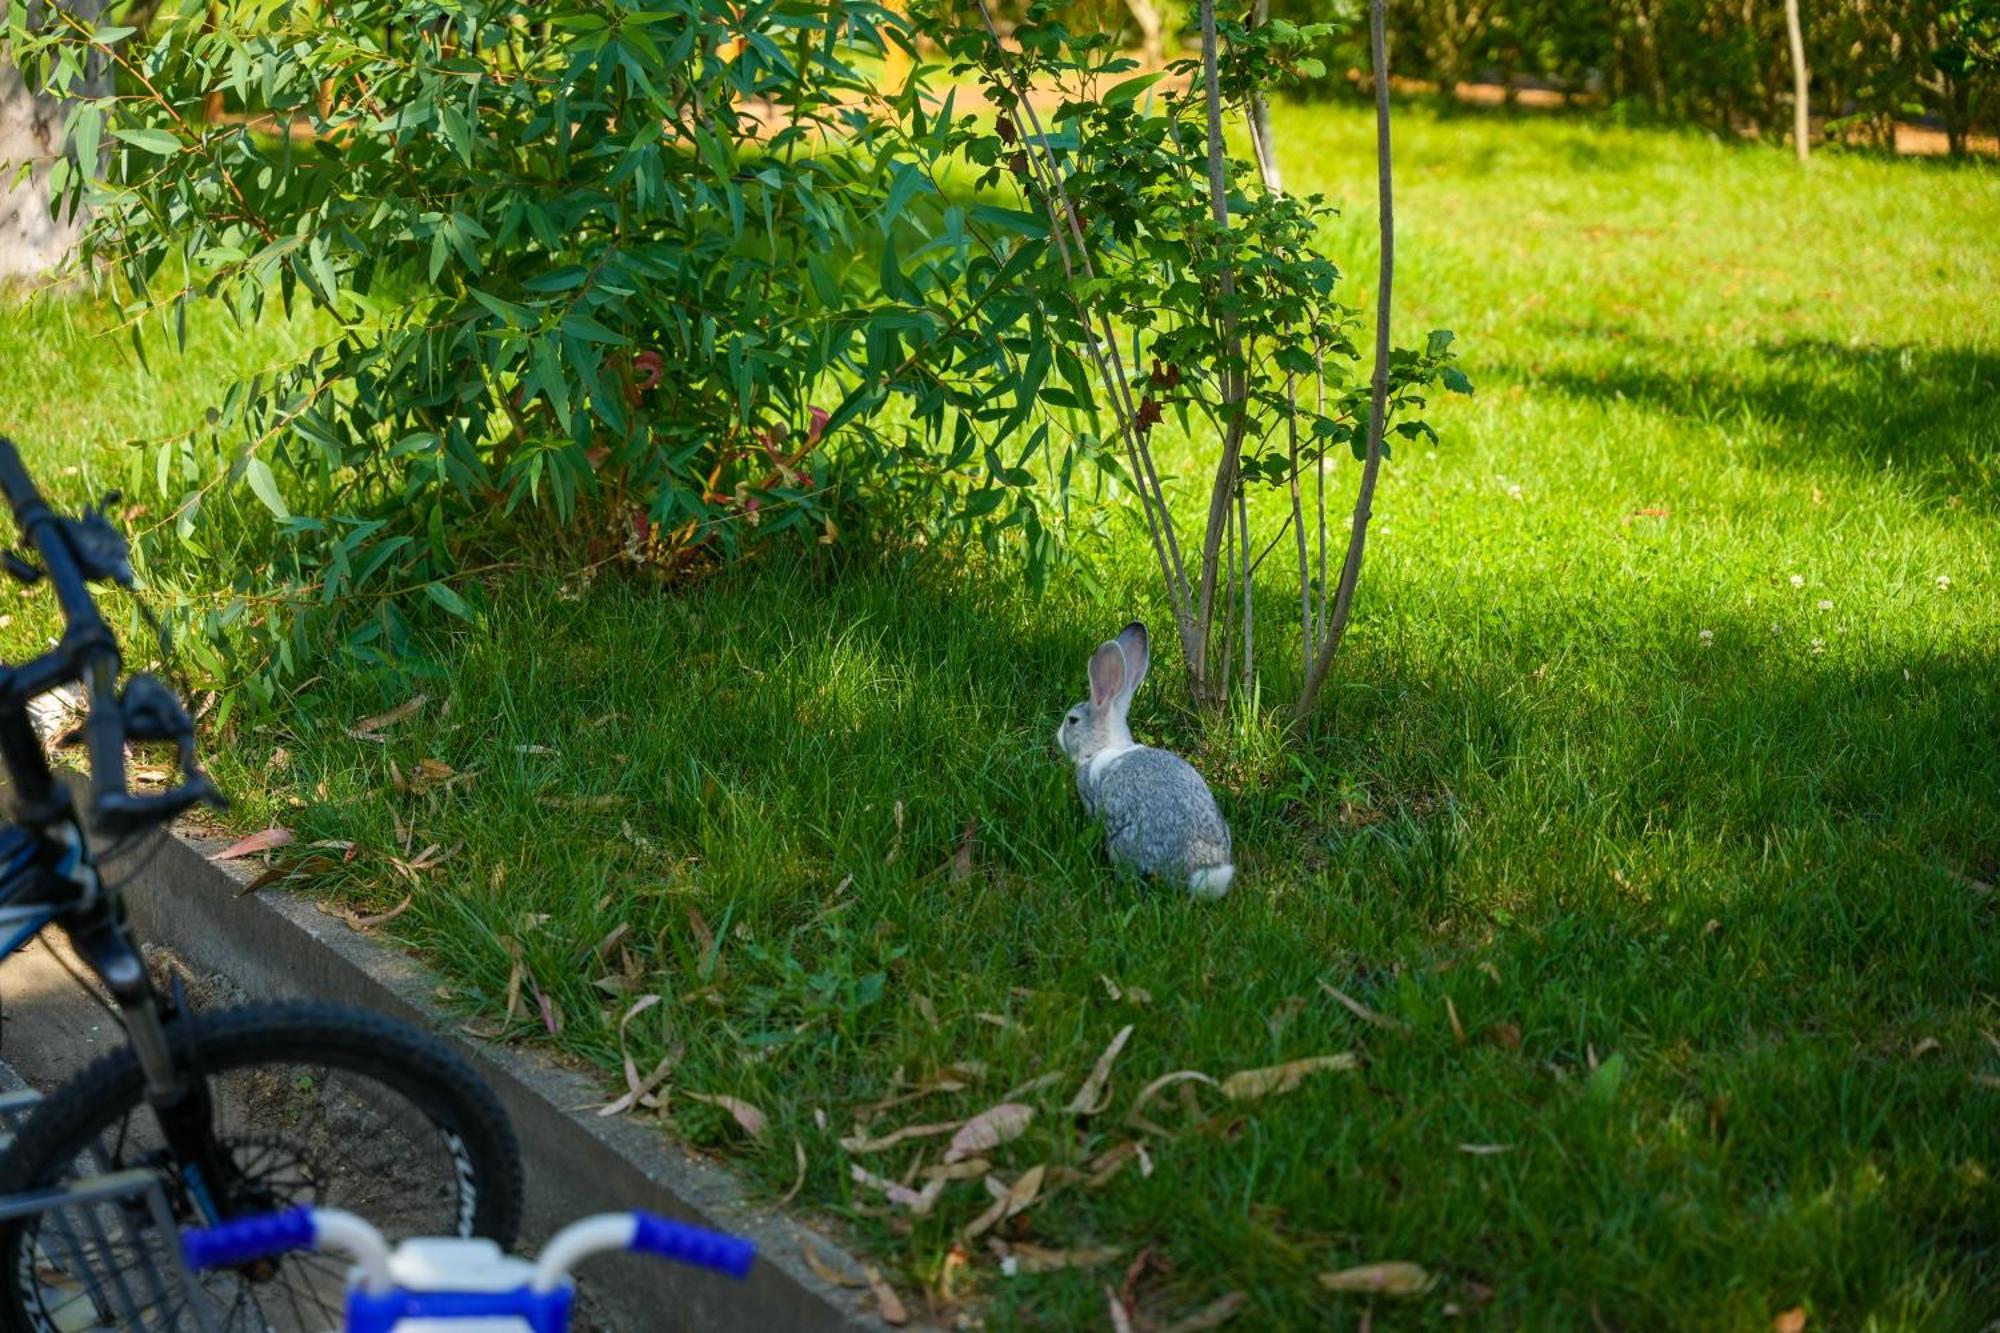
[{"left": 0, "top": 436, "right": 223, "bottom": 836}]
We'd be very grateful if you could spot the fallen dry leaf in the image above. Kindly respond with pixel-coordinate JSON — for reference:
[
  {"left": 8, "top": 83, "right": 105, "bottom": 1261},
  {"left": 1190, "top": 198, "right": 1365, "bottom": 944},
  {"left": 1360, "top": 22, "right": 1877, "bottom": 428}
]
[
  {"left": 352, "top": 892, "right": 415, "bottom": 929},
  {"left": 1773, "top": 1307, "right": 1807, "bottom": 1333},
  {"left": 849, "top": 1164, "right": 946, "bottom": 1215},
  {"left": 237, "top": 854, "right": 337, "bottom": 896},
  {"left": 348, "top": 694, "right": 426, "bottom": 739},
  {"left": 598, "top": 1051, "right": 678, "bottom": 1118},
  {"left": 1066, "top": 1024, "right": 1136, "bottom": 1116},
  {"left": 1087, "top": 1141, "right": 1139, "bottom": 1189},
  {"left": 1318, "top": 1262, "right": 1430, "bottom": 1296},
  {"left": 1910, "top": 1037, "right": 1941, "bottom": 1059},
  {"left": 1487, "top": 1022, "right": 1523, "bottom": 1051},
  {"left": 212, "top": 827, "right": 293, "bottom": 861},
  {"left": 1321, "top": 983, "right": 1409, "bottom": 1031},
  {"left": 963, "top": 1164, "right": 1046, "bottom": 1241},
  {"left": 839, "top": 1120, "right": 962, "bottom": 1154},
  {"left": 800, "top": 1240, "right": 866, "bottom": 1289},
  {"left": 686, "top": 1092, "right": 767, "bottom": 1141},
  {"left": 1161, "top": 1291, "right": 1250, "bottom": 1333},
  {"left": 1002, "top": 1243, "right": 1122, "bottom": 1275},
  {"left": 949, "top": 819, "right": 978, "bottom": 882},
  {"left": 1002, "top": 1069, "right": 1068, "bottom": 1101},
  {"left": 1220, "top": 1054, "right": 1357, "bottom": 1101},
  {"left": 780, "top": 1137, "right": 807, "bottom": 1206},
  {"left": 1105, "top": 1285, "right": 1137, "bottom": 1333},
  {"left": 1127, "top": 1070, "right": 1217, "bottom": 1122},
  {"left": 687, "top": 905, "right": 716, "bottom": 959},
  {"left": 1445, "top": 996, "right": 1467, "bottom": 1046},
  {"left": 537, "top": 793, "right": 627, "bottom": 811},
  {"left": 922, "top": 1157, "right": 991, "bottom": 1182},
  {"left": 944, "top": 1102, "right": 1032, "bottom": 1163},
  {"left": 864, "top": 1267, "right": 909, "bottom": 1326},
  {"left": 1122, "top": 1246, "right": 1173, "bottom": 1314},
  {"left": 1459, "top": 1142, "right": 1513, "bottom": 1155}
]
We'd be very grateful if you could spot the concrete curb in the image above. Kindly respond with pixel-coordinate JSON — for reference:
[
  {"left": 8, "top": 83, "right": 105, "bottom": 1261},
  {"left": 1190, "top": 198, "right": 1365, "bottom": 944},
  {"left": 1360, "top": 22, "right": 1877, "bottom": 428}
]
[{"left": 124, "top": 826, "right": 896, "bottom": 1333}]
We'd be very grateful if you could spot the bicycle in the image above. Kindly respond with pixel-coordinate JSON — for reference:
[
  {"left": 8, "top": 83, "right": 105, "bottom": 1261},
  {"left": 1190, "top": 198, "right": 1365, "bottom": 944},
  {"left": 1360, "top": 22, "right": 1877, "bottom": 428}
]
[
  {"left": 0, "top": 437, "right": 525, "bottom": 1331},
  {"left": 181, "top": 1208, "right": 755, "bottom": 1332}
]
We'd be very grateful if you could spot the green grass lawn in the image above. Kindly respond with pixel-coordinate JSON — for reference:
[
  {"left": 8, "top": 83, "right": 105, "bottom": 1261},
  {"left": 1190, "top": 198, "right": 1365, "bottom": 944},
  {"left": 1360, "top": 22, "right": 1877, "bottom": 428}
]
[{"left": 4, "top": 106, "right": 1999, "bottom": 1329}]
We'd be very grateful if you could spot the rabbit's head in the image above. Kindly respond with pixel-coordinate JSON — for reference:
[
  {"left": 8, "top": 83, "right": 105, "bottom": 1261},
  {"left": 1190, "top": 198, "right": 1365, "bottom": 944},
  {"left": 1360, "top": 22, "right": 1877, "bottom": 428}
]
[{"left": 1058, "top": 621, "right": 1149, "bottom": 767}]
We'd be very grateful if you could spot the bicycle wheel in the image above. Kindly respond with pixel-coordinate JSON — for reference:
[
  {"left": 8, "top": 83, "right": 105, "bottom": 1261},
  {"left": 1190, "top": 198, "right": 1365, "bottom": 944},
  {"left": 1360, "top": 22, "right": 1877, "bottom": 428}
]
[{"left": 0, "top": 1001, "right": 523, "bottom": 1332}]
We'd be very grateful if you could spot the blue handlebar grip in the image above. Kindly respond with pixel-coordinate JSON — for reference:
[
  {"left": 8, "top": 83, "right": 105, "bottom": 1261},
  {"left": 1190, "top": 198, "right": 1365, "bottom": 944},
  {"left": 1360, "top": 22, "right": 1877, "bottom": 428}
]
[
  {"left": 630, "top": 1213, "right": 756, "bottom": 1279},
  {"left": 182, "top": 1208, "right": 316, "bottom": 1271}
]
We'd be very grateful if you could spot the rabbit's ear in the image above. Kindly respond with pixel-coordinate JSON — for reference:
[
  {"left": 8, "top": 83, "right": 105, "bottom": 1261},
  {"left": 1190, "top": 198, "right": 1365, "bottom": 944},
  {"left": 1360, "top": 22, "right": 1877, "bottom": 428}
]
[
  {"left": 1114, "top": 621, "right": 1150, "bottom": 704},
  {"left": 1089, "top": 640, "right": 1126, "bottom": 709}
]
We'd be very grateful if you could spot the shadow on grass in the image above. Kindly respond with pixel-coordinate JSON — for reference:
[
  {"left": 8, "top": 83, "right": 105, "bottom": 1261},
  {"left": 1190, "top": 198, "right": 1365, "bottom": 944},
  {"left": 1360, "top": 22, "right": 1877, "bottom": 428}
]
[{"left": 1516, "top": 338, "right": 2000, "bottom": 509}]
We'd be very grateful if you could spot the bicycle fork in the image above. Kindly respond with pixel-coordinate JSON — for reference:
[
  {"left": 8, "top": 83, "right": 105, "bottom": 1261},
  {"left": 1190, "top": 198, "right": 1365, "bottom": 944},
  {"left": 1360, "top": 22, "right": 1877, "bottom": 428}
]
[{"left": 66, "top": 908, "right": 234, "bottom": 1226}]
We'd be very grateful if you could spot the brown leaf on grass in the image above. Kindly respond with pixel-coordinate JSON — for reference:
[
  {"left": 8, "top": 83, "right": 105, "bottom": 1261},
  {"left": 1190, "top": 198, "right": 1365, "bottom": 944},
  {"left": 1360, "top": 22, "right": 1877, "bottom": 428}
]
[
  {"left": 911, "top": 992, "right": 940, "bottom": 1032},
  {"left": 1317, "top": 1262, "right": 1431, "bottom": 1296},
  {"left": 949, "top": 819, "right": 978, "bottom": 882},
  {"left": 1772, "top": 1307, "right": 1807, "bottom": 1333},
  {"left": 598, "top": 1051, "right": 678, "bottom": 1118},
  {"left": 1105, "top": 1285, "right": 1137, "bottom": 1333},
  {"left": 1321, "top": 983, "right": 1408, "bottom": 1031},
  {"left": 685, "top": 1093, "right": 767, "bottom": 1141},
  {"left": 348, "top": 694, "right": 426, "bottom": 739},
  {"left": 921, "top": 1158, "right": 990, "bottom": 1182},
  {"left": 1003, "top": 1070, "right": 1067, "bottom": 1101},
  {"left": 1086, "top": 1141, "right": 1138, "bottom": 1189},
  {"left": 1445, "top": 996, "right": 1467, "bottom": 1046},
  {"left": 1161, "top": 1291, "right": 1251, "bottom": 1333},
  {"left": 990, "top": 1164, "right": 1045, "bottom": 1233},
  {"left": 1001, "top": 1243, "right": 1123, "bottom": 1275},
  {"left": 800, "top": 1240, "right": 866, "bottom": 1289},
  {"left": 237, "top": 854, "right": 337, "bottom": 896},
  {"left": 944, "top": 1103, "right": 1032, "bottom": 1163},
  {"left": 1127, "top": 1070, "right": 1218, "bottom": 1122},
  {"left": 780, "top": 1137, "right": 808, "bottom": 1206},
  {"left": 537, "top": 793, "right": 627, "bottom": 811},
  {"left": 1122, "top": 1246, "right": 1173, "bottom": 1314},
  {"left": 529, "top": 976, "right": 562, "bottom": 1036},
  {"left": 1220, "top": 1054, "right": 1357, "bottom": 1101},
  {"left": 1065, "top": 1024, "right": 1135, "bottom": 1116},
  {"left": 353, "top": 892, "right": 415, "bottom": 929},
  {"left": 849, "top": 1165, "right": 946, "bottom": 1215},
  {"left": 687, "top": 906, "right": 715, "bottom": 959},
  {"left": 1487, "top": 1022, "right": 1523, "bottom": 1050},
  {"left": 1458, "top": 1142, "right": 1513, "bottom": 1155},
  {"left": 839, "top": 1120, "right": 962, "bottom": 1154},
  {"left": 212, "top": 827, "right": 293, "bottom": 861},
  {"left": 1910, "top": 1037, "right": 1942, "bottom": 1058},
  {"left": 863, "top": 1267, "right": 909, "bottom": 1326}
]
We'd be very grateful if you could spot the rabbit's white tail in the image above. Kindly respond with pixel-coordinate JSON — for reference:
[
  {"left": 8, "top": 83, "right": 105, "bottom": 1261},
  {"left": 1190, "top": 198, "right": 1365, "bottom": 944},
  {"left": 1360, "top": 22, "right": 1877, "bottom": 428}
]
[{"left": 1187, "top": 863, "right": 1235, "bottom": 900}]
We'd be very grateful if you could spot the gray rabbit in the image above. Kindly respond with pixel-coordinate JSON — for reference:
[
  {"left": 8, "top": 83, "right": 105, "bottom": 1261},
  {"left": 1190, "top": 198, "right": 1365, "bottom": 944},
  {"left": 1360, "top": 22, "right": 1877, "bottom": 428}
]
[{"left": 1057, "top": 621, "right": 1235, "bottom": 899}]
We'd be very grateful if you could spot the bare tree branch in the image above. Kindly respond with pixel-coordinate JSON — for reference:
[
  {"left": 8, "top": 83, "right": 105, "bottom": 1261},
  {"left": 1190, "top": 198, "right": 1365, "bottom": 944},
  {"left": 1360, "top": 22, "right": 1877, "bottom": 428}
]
[{"left": 1297, "top": 0, "right": 1393, "bottom": 721}]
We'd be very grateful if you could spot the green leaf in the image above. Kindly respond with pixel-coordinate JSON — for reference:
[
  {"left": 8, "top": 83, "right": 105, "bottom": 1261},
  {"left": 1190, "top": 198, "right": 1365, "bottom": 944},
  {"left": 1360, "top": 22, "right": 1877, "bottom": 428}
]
[
  {"left": 1104, "top": 72, "right": 1166, "bottom": 106},
  {"left": 1587, "top": 1053, "right": 1627, "bottom": 1107},
  {"left": 1442, "top": 366, "right": 1473, "bottom": 395},
  {"left": 112, "top": 127, "right": 182, "bottom": 156},
  {"left": 69, "top": 104, "right": 101, "bottom": 183},
  {"left": 424, "top": 582, "right": 476, "bottom": 621},
  {"left": 243, "top": 457, "right": 289, "bottom": 520},
  {"left": 1425, "top": 329, "right": 1455, "bottom": 358}
]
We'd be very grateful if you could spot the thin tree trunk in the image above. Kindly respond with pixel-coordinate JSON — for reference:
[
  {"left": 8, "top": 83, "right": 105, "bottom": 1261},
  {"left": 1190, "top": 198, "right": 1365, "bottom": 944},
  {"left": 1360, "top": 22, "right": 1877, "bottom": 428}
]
[
  {"left": 1249, "top": 0, "right": 1282, "bottom": 191},
  {"left": 1124, "top": 0, "right": 1165, "bottom": 67},
  {"left": 1784, "top": 0, "right": 1810, "bottom": 160},
  {"left": 0, "top": 0, "right": 110, "bottom": 279},
  {"left": 1297, "top": 0, "right": 1394, "bottom": 722},
  {"left": 1191, "top": 0, "right": 1250, "bottom": 701}
]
